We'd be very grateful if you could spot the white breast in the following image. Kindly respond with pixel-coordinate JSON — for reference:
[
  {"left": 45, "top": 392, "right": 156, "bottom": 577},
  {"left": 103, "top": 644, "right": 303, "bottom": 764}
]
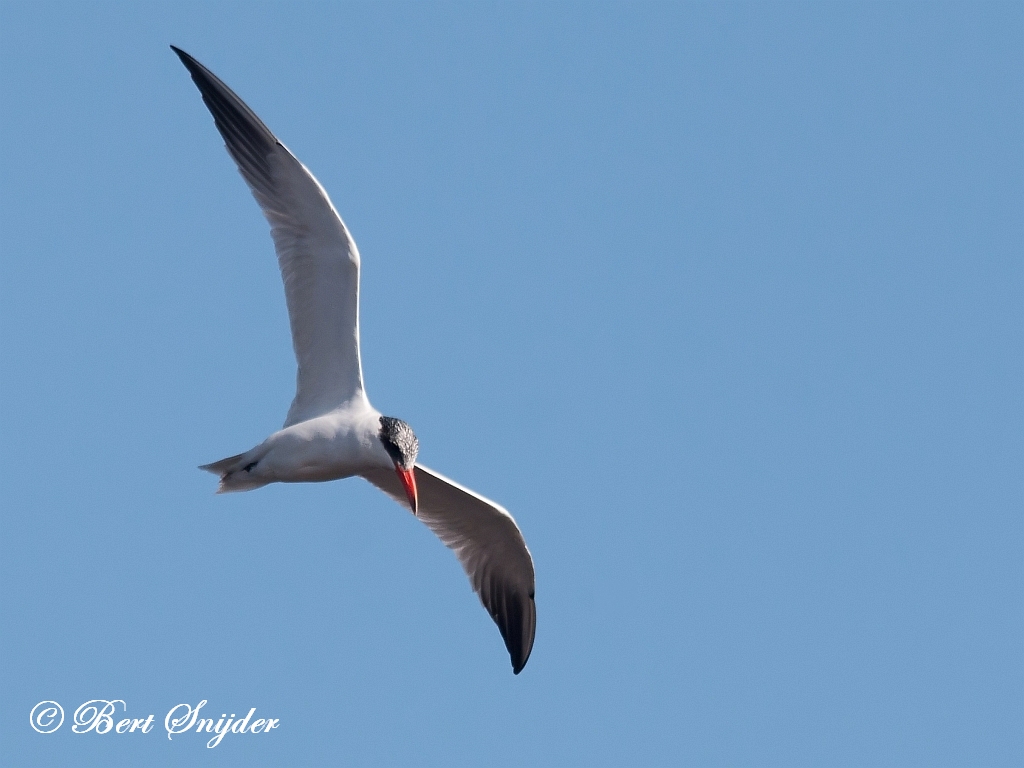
[{"left": 256, "top": 408, "right": 390, "bottom": 483}]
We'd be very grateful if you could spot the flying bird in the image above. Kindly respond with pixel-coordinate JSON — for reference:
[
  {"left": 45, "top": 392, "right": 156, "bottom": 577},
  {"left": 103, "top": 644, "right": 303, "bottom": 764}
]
[{"left": 171, "top": 46, "right": 535, "bottom": 674}]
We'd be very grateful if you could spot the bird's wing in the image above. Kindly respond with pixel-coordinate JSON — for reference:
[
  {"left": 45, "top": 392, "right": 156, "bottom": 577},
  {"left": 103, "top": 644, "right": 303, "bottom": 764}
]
[
  {"left": 363, "top": 464, "right": 537, "bottom": 674},
  {"left": 173, "top": 47, "right": 366, "bottom": 426}
]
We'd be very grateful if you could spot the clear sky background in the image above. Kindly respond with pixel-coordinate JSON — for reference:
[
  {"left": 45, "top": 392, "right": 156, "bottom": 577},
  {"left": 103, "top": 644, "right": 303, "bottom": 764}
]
[{"left": 1, "top": 2, "right": 1021, "bottom": 766}]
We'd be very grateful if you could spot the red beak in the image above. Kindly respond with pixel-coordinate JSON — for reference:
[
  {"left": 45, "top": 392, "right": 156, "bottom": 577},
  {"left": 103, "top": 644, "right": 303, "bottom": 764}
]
[{"left": 396, "top": 466, "right": 418, "bottom": 515}]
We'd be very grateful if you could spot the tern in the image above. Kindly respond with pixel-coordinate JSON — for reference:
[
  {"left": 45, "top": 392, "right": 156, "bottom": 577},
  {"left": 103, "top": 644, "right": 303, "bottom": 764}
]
[{"left": 172, "top": 47, "right": 536, "bottom": 674}]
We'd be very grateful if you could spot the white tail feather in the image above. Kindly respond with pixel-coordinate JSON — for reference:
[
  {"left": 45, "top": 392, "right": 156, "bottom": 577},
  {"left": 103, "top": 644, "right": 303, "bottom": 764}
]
[{"left": 199, "top": 450, "right": 270, "bottom": 493}]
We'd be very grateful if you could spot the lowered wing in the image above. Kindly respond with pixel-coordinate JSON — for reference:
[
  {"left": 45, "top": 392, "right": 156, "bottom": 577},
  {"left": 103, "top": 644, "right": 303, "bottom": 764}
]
[{"left": 364, "top": 464, "right": 537, "bottom": 674}]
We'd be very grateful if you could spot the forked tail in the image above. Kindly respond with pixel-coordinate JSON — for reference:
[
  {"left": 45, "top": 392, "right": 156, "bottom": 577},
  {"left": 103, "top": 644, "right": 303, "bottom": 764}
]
[{"left": 199, "top": 449, "right": 270, "bottom": 493}]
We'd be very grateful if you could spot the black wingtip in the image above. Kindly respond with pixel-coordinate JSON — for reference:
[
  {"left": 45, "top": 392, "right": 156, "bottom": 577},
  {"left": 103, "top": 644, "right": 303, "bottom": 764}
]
[
  {"left": 169, "top": 46, "right": 206, "bottom": 79},
  {"left": 511, "top": 643, "right": 531, "bottom": 675},
  {"left": 504, "top": 592, "right": 536, "bottom": 675},
  {"left": 168, "top": 44, "right": 280, "bottom": 193},
  {"left": 511, "top": 636, "right": 531, "bottom": 674},
  {"left": 169, "top": 46, "right": 205, "bottom": 81}
]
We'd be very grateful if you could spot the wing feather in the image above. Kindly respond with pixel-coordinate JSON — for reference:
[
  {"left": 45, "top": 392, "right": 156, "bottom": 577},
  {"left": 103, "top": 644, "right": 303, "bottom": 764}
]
[
  {"left": 363, "top": 465, "right": 537, "bottom": 674},
  {"left": 173, "top": 47, "right": 366, "bottom": 425}
]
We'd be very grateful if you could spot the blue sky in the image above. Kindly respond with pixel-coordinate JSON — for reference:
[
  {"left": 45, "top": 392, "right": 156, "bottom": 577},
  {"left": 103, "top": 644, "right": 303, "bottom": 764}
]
[{"left": 1, "top": 2, "right": 1021, "bottom": 766}]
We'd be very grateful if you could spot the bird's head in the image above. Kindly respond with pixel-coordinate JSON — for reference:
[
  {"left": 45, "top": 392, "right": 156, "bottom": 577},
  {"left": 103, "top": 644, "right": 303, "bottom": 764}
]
[{"left": 378, "top": 416, "right": 419, "bottom": 514}]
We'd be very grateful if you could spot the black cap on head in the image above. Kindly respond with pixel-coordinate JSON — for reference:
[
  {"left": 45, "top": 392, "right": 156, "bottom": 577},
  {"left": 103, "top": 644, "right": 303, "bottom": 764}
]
[{"left": 379, "top": 416, "right": 419, "bottom": 470}]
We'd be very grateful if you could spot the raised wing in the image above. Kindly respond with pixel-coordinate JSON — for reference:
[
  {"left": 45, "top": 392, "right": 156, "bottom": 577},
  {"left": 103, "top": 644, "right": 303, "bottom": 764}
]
[
  {"left": 363, "top": 465, "right": 537, "bottom": 674},
  {"left": 172, "top": 47, "right": 366, "bottom": 426}
]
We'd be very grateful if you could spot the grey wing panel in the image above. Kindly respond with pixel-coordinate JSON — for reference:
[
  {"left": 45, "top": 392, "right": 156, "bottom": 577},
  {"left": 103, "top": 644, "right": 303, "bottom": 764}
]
[{"left": 363, "top": 465, "right": 537, "bottom": 674}]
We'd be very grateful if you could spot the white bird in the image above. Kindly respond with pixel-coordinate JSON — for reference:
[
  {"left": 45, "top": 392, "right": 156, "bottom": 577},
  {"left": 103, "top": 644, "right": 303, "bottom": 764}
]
[{"left": 172, "top": 47, "right": 536, "bottom": 674}]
